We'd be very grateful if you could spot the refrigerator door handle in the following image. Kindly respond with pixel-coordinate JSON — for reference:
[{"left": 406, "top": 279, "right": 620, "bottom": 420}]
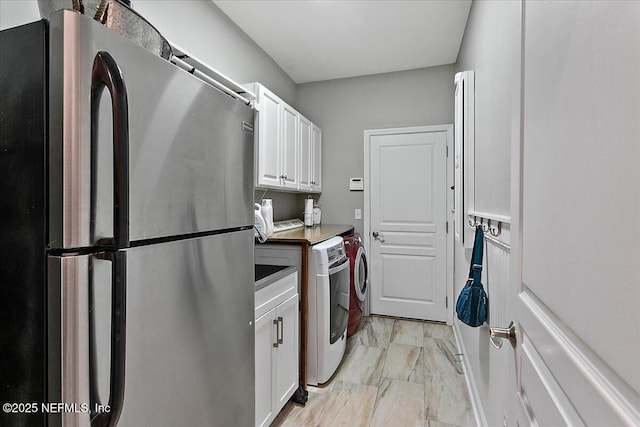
[
  {"left": 91, "top": 51, "right": 130, "bottom": 249},
  {"left": 90, "top": 251, "right": 127, "bottom": 427}
]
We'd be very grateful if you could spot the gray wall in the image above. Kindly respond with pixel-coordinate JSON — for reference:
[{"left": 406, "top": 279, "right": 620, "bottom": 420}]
[
  {"left": 134, "top": 0, "right": 297, "bottom": 105},
  {"left": 295, "top": 65, "right": 455, "bottom": 235},
  {"left": 452, "top": 1, "right": 521, "bottom": 426},
  {"left": 456, "top": 1, "right": 515, "bottom": 217},
  {"left": 0, "top": 0, "right": 40, "bottom": 30},
  {"left": 255, "top": 189, "right": 304, "bottom": 222}
]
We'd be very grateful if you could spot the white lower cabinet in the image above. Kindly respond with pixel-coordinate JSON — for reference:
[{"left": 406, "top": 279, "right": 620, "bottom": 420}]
[
  {"left": 255, "top": 271, "right": 299, "bottom": 427},
  {"left": 254, "top": 310, "right": 276, "bottom": 427},
  {"left": 272, "top": 294, "right": 298, "bottom": 410}
]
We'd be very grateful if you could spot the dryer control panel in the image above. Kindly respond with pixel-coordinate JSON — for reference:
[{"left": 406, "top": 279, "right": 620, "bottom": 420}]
[{"left": 326, "top": 244, "right": 346, "bottom": 266}]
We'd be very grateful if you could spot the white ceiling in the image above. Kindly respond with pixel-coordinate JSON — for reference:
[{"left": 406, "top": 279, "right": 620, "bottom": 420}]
[{"left": 213, "top": 0, "right": 472, "bottom": 84}]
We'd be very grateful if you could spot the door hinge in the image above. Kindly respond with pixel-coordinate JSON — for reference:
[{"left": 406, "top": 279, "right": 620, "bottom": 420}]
[
  {"left": 446, "top": 146, "right": 449, "bottom": 157},
  {"left": 446, "top": 296, "right": 449, "bottom": 308},
  {"left": 446, "top": 221, "right": 449, "bottom": 233}
]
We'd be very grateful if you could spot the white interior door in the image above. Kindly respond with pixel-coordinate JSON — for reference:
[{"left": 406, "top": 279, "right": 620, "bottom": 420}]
[
  {"left": 504, "top": 2, "right": 640, "bottom": 425},
  {"left": 365, "top": 126, "right": 450, "bottom": 321}
]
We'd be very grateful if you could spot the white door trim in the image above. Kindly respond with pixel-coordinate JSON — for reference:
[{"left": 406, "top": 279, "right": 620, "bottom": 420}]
[{"left": 364, "top": 124, "right": 454, "bottom": 324}]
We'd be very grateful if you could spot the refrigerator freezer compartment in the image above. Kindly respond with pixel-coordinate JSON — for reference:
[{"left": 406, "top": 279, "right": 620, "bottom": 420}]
[{"left": 47, "top": 10, "right": 254, "bottom": 250}]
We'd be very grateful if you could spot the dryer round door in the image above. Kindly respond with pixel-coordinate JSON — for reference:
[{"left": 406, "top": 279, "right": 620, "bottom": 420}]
[{"left": 354, "top": 246, "right": 368, "bottom": 301}]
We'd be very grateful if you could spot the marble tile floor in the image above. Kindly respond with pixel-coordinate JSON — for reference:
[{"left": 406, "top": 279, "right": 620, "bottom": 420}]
[{"left": 272, "top": 315, "right": 475, "bottom": 427}]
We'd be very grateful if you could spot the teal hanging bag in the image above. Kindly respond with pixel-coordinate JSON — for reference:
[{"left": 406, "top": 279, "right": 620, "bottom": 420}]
[{"left": 456, "top": 226, "right": 488, "bottom": 327}]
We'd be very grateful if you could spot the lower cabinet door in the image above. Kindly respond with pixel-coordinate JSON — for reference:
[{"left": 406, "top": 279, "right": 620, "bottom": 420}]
[
  {"left": 255, "top": 309, "right": 276, "bottom": 427},
  {"left": 274, "top": 294, "right": 299, "bottom": 411}
]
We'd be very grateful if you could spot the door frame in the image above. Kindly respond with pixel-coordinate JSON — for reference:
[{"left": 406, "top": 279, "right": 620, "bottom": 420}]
[{"left": 363, "top": 125, "right": 454, "bottom": 324}]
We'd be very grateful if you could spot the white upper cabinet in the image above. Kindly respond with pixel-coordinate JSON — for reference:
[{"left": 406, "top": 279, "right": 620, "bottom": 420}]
[
  {"left": 256, "top": 85, "right": 283, "bottom": 188},
  {"left": 311, "top": 125, "right": 322, "bottom": 192},
  {"left": 298, "top": 114, "right": 312, "bottom": 192},
  {"left": 281, "top": 103, "right": 299, "bottom": 190},
  {"left": 248, "top": 82, "right": 322, "bottom": 193}
]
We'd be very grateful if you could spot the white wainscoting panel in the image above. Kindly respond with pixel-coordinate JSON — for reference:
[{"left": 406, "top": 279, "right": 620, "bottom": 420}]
[
  {"left": 456, "top": 224, "right": 511, "bottom": 427},
  {"left": 483, "top": 226, "right": 511, "bottom": 328}
]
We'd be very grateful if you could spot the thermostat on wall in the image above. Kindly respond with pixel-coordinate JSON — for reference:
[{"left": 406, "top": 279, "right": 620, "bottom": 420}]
[{"left": 349, "top": 178, "right": 364, "bottom": 191}]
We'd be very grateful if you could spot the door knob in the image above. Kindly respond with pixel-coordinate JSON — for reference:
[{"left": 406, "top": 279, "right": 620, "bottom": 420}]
[
  {"left": 489, "top": 321, "right": 516, "bottom": 350},
  {"left": 372, "top": 231, "right": 385, "bottom": 242}
]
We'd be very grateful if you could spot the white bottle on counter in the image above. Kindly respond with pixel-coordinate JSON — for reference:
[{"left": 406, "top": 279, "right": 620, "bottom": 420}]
[
  {"left": 313, "top": 204, "right": 321, "bottom": 225},
  {"left": 254, "top": 203, "right": 267, "bottom": 242},
  {"left": 261, "top": 199, "right": 274, "bottom": 236},
  {"left": 304, "top": 197, "right": 314, "bottom": 227}
]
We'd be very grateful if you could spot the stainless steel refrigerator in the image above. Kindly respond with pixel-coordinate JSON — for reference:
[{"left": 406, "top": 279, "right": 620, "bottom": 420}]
[{"left": 0, "top": 10, "right": 255, "bottom": 427}]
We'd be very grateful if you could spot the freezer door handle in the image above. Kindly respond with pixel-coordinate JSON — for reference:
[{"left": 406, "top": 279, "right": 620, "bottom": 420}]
[
  {"left": 91, "top": 51, "right": 130, "bottom": 249},
  {"left": 90, "top": 251, "right": 127, "bottom": 427}
]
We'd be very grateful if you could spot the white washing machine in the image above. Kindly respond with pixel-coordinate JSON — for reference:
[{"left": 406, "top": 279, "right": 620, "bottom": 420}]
[{"left": 307, "top": 236, "right": 350, "bottom": 385}]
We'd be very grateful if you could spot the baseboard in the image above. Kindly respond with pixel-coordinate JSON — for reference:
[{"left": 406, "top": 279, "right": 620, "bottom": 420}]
[{"left": 452, "top": 321, "right": 488, "bottom": 427}]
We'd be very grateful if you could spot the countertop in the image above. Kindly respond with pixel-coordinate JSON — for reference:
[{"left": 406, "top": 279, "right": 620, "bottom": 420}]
[
  {"left": 254, "top": 264, "right": 297, "bottom": 292},
  {"left": 264, "top": 224, "right": 354, "bottom": 245}
]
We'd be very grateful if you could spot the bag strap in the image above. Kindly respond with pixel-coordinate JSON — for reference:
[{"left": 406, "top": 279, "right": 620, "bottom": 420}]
[{"left": 467, "top": 226, "right": 484, "bottom": 286}]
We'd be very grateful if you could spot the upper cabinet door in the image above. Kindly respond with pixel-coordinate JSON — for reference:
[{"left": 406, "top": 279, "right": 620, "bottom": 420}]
[
  {"left": 298, "top": 115, "right": 312, "bottom": 192},
  {"left": 256, "top": 85, "right": 282, "bottom": 188},
  {"left": 281, "top": 103, "right": 299, "bottom": 190},
  {"left": 311, "top": 125, "right": 322, "bottom": 192}
]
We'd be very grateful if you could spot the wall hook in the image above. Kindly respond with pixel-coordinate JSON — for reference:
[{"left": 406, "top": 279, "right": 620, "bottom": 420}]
[
  {"left": 490, "top": 222, "right": 501, "bottom": 237},
  {"left": 467, "top": 212, "right": 503, "bottom": 237}
]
